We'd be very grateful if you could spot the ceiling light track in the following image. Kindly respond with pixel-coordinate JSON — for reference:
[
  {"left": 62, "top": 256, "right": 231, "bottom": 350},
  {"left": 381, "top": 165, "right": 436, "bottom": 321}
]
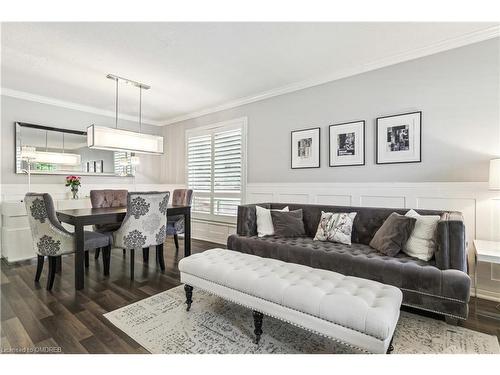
[{"left": 106, "top": 74, "right": 151, "bottom": 90}]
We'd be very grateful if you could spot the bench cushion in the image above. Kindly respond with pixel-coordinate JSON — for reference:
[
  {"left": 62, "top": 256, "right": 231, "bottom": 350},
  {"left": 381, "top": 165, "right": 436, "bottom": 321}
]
[{"left": 179, "top": 248, "right": 402, "bottom": 353}]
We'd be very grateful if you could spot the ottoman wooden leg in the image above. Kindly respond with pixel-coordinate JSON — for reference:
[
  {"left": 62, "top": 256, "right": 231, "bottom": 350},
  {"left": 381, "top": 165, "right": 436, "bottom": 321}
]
[
  {"left": 184, "top": 284, "right": 193, "bottom": 311},
  {"left": 253, "top": 310, "right": 263, "bottom": 345},
  {"left": 386, "top": 337, "right": 394, "bottom": 354}
]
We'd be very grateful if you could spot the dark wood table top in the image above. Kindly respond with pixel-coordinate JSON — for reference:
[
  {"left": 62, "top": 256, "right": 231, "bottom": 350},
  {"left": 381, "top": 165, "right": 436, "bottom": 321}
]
[{"left": 56, "top": 204, "right": 191, "bottom": 225}]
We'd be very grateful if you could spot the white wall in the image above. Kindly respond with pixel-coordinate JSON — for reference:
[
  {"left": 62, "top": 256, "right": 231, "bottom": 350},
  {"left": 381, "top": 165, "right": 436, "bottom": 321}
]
[
  {"left": 163, "top": 38, "right": 500, "bottom": 184},
  {"left": 163, "top": 39, "right": 500, "bottom": 300}
]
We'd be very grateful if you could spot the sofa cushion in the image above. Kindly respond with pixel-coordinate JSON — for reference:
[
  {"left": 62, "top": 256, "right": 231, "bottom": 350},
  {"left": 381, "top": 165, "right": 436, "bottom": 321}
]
[
  {"left": 404, "top": 209, "right": 441, "bottom": 261},
  {"left": 369, "top": 212, "right": 416, "bottom": 256},
  {"left": 270, "top": 209, "right": 305, "bottom": 237},
  {"left": 256, "top": 205, "right": 289, "bottom": 237},
  {"left": 313, "top": 211, "right": 357, "bottom": 245},
  {"left": 227, "top": 235, "right": 469, "bottom": 304}
]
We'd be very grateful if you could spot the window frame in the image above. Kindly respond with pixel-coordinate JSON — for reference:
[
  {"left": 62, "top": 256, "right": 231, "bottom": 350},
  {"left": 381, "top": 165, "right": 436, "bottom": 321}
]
[{"left": 185, "top": 117, "right": 247, "bottom": 224}]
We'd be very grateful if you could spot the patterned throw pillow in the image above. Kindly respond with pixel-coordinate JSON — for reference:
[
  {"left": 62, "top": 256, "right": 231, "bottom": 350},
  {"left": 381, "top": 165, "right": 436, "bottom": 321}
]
[{"left": 313, "top": 211, "right": 357, "bottom": 245}]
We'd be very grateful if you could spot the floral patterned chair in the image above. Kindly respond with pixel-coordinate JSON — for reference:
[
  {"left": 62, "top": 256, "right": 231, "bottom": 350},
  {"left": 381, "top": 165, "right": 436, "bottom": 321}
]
[
  {"left": 113, "top": 191, "right": 170, "bottom": 279},
  {"left": 24, "top": 193, "right": 112, "bottom": 290},
  {"left": 167, "top": 189, "right": 193, "bottom": 250}
]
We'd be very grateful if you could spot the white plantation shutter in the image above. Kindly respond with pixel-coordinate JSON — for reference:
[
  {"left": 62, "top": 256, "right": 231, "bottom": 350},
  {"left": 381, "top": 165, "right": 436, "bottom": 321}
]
[
  {"left": 114, "top": 151, "right": 132, "bottom": 176},
  {"left": 186, "top": 119, "right": 246, "bottom": 221}
]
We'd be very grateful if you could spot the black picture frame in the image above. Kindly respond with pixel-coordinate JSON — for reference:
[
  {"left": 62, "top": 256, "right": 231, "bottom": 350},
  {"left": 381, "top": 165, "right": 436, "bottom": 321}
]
[
  {"left": 290, "top": 127, "right": 321, "bottom": 169},
  {"left": 328, "top": 120, "right": 365, "bottom": 167},
  {"left": 376, "top": 111, "right": 422, "bottom": 165}
]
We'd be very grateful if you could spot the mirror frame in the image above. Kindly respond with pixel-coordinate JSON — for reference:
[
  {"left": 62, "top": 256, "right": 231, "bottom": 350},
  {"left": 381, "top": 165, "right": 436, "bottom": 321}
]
[{"left": 15, "top": 122, "right": 133, "bottom": 177}]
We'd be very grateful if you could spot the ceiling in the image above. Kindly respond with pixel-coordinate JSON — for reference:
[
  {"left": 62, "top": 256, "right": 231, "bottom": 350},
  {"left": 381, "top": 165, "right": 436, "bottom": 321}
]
[{"left": 1, "top": 22, "right": 498, "bottom": 125}]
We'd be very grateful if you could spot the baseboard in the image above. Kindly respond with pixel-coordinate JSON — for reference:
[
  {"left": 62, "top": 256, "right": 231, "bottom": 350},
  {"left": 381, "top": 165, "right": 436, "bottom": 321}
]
[{"left": 472, "top": 288, "right": 500, "bottom": 303}]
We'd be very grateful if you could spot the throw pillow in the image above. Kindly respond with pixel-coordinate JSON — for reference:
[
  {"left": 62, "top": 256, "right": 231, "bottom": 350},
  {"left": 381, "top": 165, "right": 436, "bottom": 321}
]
[
  {"left": 270, "top": 209, "right": 305, "bottom": 237},
  {"left": 313, "top": 211, "right": 357, "bottom": 245},
  {"left": 403, "top": 209, "right": 441, "bottom": 261},
  {"left": 256, "top": 205, "right": 289, "bottom": 237},
  {"left": 369, "top": 212, "right": 417, "bottom": 256}
]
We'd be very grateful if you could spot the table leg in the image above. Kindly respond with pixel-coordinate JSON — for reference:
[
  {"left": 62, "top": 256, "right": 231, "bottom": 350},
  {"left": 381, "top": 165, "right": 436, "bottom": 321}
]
[
  {"left": 184, "top": 208, "right": 191, "bottom": 257},
  {"left": 74, "top": 223, "right": 85, "bottom": 290}
]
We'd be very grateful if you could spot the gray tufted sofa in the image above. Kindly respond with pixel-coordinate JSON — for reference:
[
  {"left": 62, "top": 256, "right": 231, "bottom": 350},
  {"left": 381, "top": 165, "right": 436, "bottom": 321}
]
[{"left": 227, "top": 203, "right": 471, "bottom": 322}]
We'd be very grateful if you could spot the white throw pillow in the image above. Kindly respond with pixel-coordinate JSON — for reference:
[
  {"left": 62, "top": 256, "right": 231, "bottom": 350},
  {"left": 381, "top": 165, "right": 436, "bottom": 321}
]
[
  {"left": 313, "top": 211, "right": 357, "bottom": 245},
  {"left": 403, "top": 209, "right": 440, "bottom": 261},
  {"left": 256, "top": 205, "right": 289, "bottom": 237}
]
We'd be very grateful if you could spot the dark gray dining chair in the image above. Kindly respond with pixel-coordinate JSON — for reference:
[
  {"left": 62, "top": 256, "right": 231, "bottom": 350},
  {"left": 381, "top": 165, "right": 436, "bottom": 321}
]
[
  {"left": 90, "top": 189, "right": 128, "bottom": 259},
  {"left": 166, "top": 189, "right": 193, "bottom": 250},
  {"left": 112, "top": 191, "right": 170, "bottom": 279},
  {"left": 25, "top": 193, "right": 111, "bottom": 290}
]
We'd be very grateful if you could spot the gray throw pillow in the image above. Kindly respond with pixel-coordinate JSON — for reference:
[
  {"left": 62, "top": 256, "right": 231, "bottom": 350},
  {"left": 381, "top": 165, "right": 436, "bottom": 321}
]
[
  {"left": 270, "top": 209, "right": 305, "bottom": 237},
  {"left": 369, "top": 212, "right": 417, "bottom": 256}
]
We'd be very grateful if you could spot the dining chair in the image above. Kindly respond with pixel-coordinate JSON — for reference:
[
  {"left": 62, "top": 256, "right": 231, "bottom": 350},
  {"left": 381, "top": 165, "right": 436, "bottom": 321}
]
[
  {"left": 90, "top": 189, "right": 128, "bottom": 259},
  {"left": 25, "top": 193, "right": 111, "bottom": 290},
  {"left": 167, "top": 189, "right": 193, "bottom": 250},
  {"left": 112, "top": 191, "right": 170, "bottom": 279}
]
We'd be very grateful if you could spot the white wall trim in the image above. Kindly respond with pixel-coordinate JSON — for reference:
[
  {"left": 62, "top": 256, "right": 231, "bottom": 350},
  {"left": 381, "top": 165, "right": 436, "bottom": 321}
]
[
  {"left": 162, "top": 26, "right": 500, "bottom": 126},
  {"left": 1, "top": 88, "right": 164, "bottom": 127}
]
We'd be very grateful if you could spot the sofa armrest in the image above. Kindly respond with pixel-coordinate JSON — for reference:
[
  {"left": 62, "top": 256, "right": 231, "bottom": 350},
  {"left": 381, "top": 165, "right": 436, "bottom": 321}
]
[
  {"left": 236, "top": 203, "right": 271, "bottom": 236},
  {"left": 436, "top": 212, "right": 467, "bottom": 272}
]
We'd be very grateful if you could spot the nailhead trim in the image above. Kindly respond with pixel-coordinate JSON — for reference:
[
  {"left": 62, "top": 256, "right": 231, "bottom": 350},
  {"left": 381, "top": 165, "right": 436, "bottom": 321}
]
[
  {"left": 401, "top": 302, "right": 467, "bottom": 320},
  {"left": 400, "top": 287, "right": 467, "bottom": 304},
  {"left": 181, "top": 271, "right": 397, "bottom": 343}
]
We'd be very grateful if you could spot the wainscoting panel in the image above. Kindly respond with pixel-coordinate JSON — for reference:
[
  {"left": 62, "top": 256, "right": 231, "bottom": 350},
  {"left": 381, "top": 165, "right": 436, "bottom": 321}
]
[
  {"left": 191, "top": 219, "right": 236, "bottom": 245},
  {"left": 247, "top": 192, "right": 274, "bottom": 204},
  {"left": 315, "top": 194, "right": 352, "bottom": 206},
  {"left": 360, "top": 195, "right": 406, "bottom": 208},
  {"left": 277, "top": 193, "right": 310, "bottom": 204},
  {"left": 416, "top": 197, "right": 477, "bottom": 246}
]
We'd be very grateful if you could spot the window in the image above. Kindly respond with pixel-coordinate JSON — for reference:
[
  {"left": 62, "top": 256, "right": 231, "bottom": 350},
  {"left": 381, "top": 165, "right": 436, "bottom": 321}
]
[{"left": 186, "top": 118, "right": 246, "bottom": 222}]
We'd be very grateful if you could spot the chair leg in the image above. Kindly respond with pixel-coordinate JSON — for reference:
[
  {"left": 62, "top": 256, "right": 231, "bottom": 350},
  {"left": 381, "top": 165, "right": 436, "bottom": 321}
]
[
  {"left": 156, "top": 244, "right": 165, "bottom": 271},
  {"left": 102, "top": 245, "right": 111, "bottom": 276},
  {"left": 47, "top": 256, "right": 57, "bottom": 291},
  {"left": 130, "top": 249, "right": 135, "bottom": 280},
  {"left": 173, "top": 233, "right": 179, "bottom": 250},
  {"left": 35, "top": 255, "right": 44, "bottom": 282},
  {"left": 142, "top": 247, "right": 149, "bottom": 263},
  {"left": 55, "top": 256, "right": 62, "bottom": 273},
  {"left": 123, "top": 249, "right": 126, "bottom": 256},
  {"left": 95, "top": 247, "right": 101, "bottom": 259},
  {"left": 84, "top": 251, "right": 89, "bottom": 268}
]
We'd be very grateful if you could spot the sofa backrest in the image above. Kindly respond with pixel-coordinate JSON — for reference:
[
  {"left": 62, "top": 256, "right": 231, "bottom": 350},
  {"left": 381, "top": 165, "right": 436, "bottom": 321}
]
[
  {"left": 268, "top": 203, "right": 445, "bottom": 245},
  {"left": 235, "top": 203, "right": 467, "bottom": 272}
]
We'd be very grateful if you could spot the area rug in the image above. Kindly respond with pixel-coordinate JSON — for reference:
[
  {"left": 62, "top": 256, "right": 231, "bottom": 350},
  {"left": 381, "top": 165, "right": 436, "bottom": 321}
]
[{"left": 104, "top": 285, "right": 500, "bottom": 354}]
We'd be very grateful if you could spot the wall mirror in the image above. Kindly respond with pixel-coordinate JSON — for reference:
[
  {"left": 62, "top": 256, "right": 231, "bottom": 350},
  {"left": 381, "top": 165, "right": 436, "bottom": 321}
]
[{"left": 15, "top": 122, "right": 136, "bottom": 177}]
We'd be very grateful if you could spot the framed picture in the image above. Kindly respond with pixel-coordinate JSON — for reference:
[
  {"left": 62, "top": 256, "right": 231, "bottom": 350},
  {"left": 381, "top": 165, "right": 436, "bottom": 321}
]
[
  {"left": 94, "top": 160, "right": 104, "bottom": 173},
  {"left": 291, "top": 127, "right": 320, "bottom": 169},
  {"left": 329, "top": 120, "right": 365, "bottom": 167},
  {"left": 376, "top": 111, "right": 422, "bottom": 164}
]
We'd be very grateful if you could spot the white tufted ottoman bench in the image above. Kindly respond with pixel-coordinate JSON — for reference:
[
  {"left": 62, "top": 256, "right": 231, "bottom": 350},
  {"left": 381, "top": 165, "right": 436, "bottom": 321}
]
[{"left": 178, "top": 248, "right": 403, "bottom": 354}]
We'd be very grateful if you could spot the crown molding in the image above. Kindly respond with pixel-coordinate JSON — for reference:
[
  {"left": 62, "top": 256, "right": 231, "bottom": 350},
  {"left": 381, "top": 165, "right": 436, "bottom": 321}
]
[
  {"left": 162, "top": 25, "right": 500, "bottom": 126},
  {"left": 0, "top": 88, "right": 164, "bottom": 126},
  {"left": 2, "top": 26, "right": 498, "bottom": 128}
]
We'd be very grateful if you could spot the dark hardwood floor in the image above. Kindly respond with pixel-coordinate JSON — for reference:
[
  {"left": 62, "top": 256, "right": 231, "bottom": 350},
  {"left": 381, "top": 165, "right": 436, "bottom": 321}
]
[{"left": 1, "top": 239, "right": 499, "bottom": 353}]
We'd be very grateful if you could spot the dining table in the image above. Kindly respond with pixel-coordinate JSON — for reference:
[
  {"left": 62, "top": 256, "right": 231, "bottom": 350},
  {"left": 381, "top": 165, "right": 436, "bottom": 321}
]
[{"left": 56, "top": 204, "right": 191, "bottom": 290}]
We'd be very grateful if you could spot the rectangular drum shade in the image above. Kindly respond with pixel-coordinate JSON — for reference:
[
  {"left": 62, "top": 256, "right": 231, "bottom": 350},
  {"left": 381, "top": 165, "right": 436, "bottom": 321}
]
[{"left": 87, "top": 125, "right": 164, "bottom": 155}]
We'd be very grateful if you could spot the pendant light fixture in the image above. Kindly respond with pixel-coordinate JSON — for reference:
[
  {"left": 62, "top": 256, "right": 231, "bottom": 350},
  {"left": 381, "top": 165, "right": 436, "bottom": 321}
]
[{"left": 87, "top": 74, "right": 164, "bottom": 155}]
